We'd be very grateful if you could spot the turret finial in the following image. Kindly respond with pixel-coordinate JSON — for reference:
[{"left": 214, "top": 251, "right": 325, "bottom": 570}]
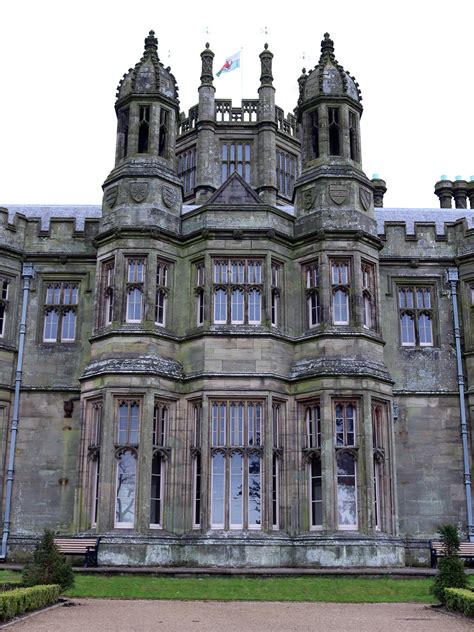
[
  {"left": 259, "top": 43, "right": 273, "bottom": 86},
  {"left": 200, "top": 42, "right": 214, "bottom": 86},
  {"left": 144, "top": 30, "right": 158, "bottom": 54},
  {"left": 321, "top": 32, "right": 334, "bottom": 56}
]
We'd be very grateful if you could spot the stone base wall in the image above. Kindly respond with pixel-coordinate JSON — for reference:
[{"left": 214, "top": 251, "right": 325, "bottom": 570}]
[{"left": 8, "top": 534, "right": 408, "bottom": 568}]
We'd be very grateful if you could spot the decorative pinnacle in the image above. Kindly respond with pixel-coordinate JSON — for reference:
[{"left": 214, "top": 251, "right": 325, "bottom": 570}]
[
  {"left": 144, "top": 30, "right": 158, "bottom": 54},
  {"left": 321, "top": 32, "right": 334, "bottom": 55}
]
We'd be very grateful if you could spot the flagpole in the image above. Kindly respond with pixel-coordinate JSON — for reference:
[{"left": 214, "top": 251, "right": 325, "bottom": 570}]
[{"left": 240, "top": 46, "right": 243, "bottom": 104}]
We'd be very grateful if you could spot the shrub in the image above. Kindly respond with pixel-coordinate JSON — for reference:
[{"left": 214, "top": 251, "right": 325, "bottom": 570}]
[
  {"left": 431, "top": 523, "right": 468, "bottom": 602},
  {"left": 0, "top": 584, "right": 61, "bottom": 622},
  {"left": 22, "top": 530, "right": 74, "bottom": 590},
  {"left": 445, "top": 587, "right": 474, "bottom": 617}
]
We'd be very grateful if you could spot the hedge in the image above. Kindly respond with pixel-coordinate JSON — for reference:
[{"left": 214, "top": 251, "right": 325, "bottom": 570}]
[
  {"left": 444, "top": 587, "right": 474, "bottom": 617},
  {"left": 0, "top": 584, "right": 61, "bottom": 622}
]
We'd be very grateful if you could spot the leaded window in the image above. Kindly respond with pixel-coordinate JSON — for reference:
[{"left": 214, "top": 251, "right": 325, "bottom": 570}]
[
  {"left": 349, "top": 111, "right": 360, "bottom": 162},
  {"left": 335, "top": 402, "right": 356, "bottom": 447},
  {"left": 305, "top": 262, "right": 320, "bottom": 328},
  {"left": 331, "top": 260, "right": 350, "bottom": 325},
  {"left": 212, "top": 259, "right": 263, "bottom": 325},
  {"left": 100, "top": 259, "right": 115, "bottom": 326},
  {"left": 210, "top": 401, "right": 263, "bottom": 530},
  {"left": 150, "top": 401, "right": 169, "bottom": 528},
  {"left": 271, "top": 262, "right": 281, "bottom": 327},
  {"left": 177, "top": 148, "right": 196, "bottom": 195},
  {"left": 126, "top": 258, "right": 145, "bottom": 323},
  {"left": 336, "top": 452, "right": 358, "bottom": 530},
  {"left": 328, "top": 107, "right": 341, "bottom": 156},
  {"left": 115, "top": 399, "right": 140, "bottom": 528},
  {"left": 398, "top": 286, "right": 433, "bottom": 347},
  {"left": 0, "top": 277, "right": 10, "bottom": 338},
  {"left": 87, "top": 400, "right": 102, "bottom": 527},
  {"left": 43, "top": 282, "right": 79, "bottom": 342},
  {"left": 361, "top": 262, "right": 376, "bottom": 330},
  {"left": 138, "top": 105, "right": 150, "bottom": 153},
  {"left": 276, "top": 149, "right": 297, "bottom": 198},
  {"left": 155, "top": 261, "right": 169, "bottom": 327},
  {"left": 221, "top": 142, "right": 251, "bottom": 183},
  {"left": 195, "top": 262, "right": 205, "bottom": 326},
  {"left": 192, "top": 401, "right": 202, "bottom": 528}
]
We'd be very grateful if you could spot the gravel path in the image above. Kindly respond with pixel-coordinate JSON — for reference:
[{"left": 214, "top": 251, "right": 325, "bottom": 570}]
[{"left": 4, "top": 599, "right": 473, "bottom": 631}]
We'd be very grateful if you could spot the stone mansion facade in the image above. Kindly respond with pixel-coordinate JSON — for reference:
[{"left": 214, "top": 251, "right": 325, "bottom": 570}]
[{"left": 1, "top": 31, "right": 473, "bottom": 566}]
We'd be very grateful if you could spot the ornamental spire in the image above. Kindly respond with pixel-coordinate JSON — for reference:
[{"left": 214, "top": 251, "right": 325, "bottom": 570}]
[
  {"left": 259, "top": 43, "right": 273, "bottom": 86},
  {"left": 200, "top": 42, "right": 214, "bottom": 86},
  {"left": 144, "top": 30, "right": 158, "bottom": 55}
]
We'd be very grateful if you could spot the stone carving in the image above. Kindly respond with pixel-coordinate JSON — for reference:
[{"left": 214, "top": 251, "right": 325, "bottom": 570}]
[
  {"left": 329, "top": 183, "right": 348, "bottom": 205},
  {"left": 302, "top": 187, "right": 315, "bottom": 211},
  {"left": 105, "top": 185, "right": 119, "bottom": 208},
  {"left": 162, "top": 185, "right": 178, "bottom": 209},
  {"left": 359, "top": 187, "right": 371, "bottom": 211},
  {"left": 130, "top": 182, "right": 149, "bottom": 203}
]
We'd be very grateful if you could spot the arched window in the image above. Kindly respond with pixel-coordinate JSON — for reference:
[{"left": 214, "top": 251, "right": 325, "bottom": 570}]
[
  {"left": 43, "top": 308, "right": 59, "bottom": 342},
  {"left": 115, "top": 450, "right": 137, "bottom": 527},
  {"left": 248, "top": 289, "right": 261, "bottom": 324},
  {"left": 214, "top": 288, "right": 227, "bottom": 324},
  {"left": 398, "top": 286, "right": 434, "bottom": 347},
  {"left": 328, "top": 107, "right": 341, "bottom": 156},
  {"left": 231, "top": 288, "right": 244, "bottom": 324},
  {"left": 333, "top": 289, "right": 349, "bottom": 324},
  {"left": 126, "top": 287, "right": 143, "bottom": 323},
  {"left": 336, "top": 452, "right": 357, "bottom": 530},
  {"left": 61, "top": 308, "right": 76, "bottom": 341},
  {"left": 310, "top": 456, "right": 322, "bottom": 528},
  {"left": 418, "top": 313, "right": 433, "bottom": 346},
  {"left": 150, "top": 452, "right": 163, "bottom": 527}
]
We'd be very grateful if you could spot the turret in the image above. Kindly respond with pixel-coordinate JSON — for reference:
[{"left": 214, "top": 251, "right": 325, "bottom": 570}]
[
  {"left": 101, "top": 30, "right": 182, "bottom": 233},
  {"left": 293, "top": 33, "right": 374, "bottom": 224}
]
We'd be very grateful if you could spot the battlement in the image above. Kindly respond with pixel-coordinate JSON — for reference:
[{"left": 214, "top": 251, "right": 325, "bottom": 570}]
[{"left": 177, "top": 101, "right": 298, "bottom": 138}]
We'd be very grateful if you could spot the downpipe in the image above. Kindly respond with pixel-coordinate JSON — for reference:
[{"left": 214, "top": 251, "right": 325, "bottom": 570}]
[
  {"left": 447, "top": 267, "right": 474, "bottom": 542},
  {"left": 0, "top": 263, "right": 34, "bottom": 560}
]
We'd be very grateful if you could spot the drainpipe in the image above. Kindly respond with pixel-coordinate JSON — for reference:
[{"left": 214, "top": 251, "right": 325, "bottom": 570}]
[
  {"left": 447, "top": 267, "right": 474, "bottom": 542},
  {"left": 0, "top": 263, "right": 34, "bottom": 560}
]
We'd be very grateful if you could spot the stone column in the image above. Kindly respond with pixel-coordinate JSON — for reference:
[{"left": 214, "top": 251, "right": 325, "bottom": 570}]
[
  {"left": 257, "top": 44, "right": 277, "bottom": 205},
  {"left": 195, "top": 44, "right": 217, "bottom": 203}
]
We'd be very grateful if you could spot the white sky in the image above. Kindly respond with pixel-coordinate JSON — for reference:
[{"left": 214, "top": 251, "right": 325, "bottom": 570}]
[{"left": 0, "top": 0, "right": 472, "bottom": 208}]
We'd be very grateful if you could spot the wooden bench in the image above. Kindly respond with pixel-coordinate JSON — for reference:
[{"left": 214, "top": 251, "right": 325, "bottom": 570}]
[
  {"left": 53, "top": 537, "right": 101, "bottom": 568},
  {"left": 430, "top": 540, "right": 474, "bottom": 567}
]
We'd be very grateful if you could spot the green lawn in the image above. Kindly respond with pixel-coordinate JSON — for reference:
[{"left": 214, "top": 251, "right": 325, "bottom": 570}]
[{"left": 1, "top": 570, "right": 473, "bottom": 603}]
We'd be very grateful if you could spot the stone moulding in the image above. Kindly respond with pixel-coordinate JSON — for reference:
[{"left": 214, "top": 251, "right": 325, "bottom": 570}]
[
  {"left": 290, "top": 357, "right": 393, "bottom": 383},
  {"left": 81, "top": 355, "right": 183, "bottom": 380}
]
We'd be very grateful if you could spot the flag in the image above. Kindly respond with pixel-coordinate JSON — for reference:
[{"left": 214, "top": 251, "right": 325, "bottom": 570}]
[{"left": 216, "top": 51, "right": 241, "bottom": 77}]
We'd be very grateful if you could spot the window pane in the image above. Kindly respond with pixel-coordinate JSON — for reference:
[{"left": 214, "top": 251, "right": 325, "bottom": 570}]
[
  {"left": 311, "top": 457, "right": 322, "bottom": 527},
  {"left": 61, "top": 309, "right": 76, "bottom": 341},
  {"left": 150, "top": 453, "right": 162, "bottom": 525},
  {"left": 43, "top": 309, "right": 59, "bottom": 341},
  {"left": 230, "top": 453, "right": 243, "bottom": 527},
  {"left": 337, "top": 453, "right": 357, "bottom": 529},
  {"left": 231, "top": 289, "right": 244, "bottom": 323},
  {"left": 211, "top": 453, "right": 225, "bottom": 527},
  {"left": 115, "top": 452, "right": 136, "bottom": 526},
  {"left": 248, "top": 453, "right": 261, "bottom": 527},
  {"left": 419, "top": 314, "right": 433, "bottom": 346},
  {"left": 401, "top": 313, "right": 415, "bottom": 345}
]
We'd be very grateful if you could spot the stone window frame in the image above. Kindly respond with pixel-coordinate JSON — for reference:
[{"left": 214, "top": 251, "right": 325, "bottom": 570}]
[
  {"left": 84, "top": 398, "right": 103, "bottom": 528},
  {"left": 300, "top": 399, "right": 323, "bottom": 531},
  {"left": 98, "top": 257, "right": 115, "bottom": 328},
  {"left": 195, "top": 260, "right": 205, "bottom": 327},
  {"left": 150, "top": 400, "right": 171, "bottom": 529},
  {"left": 330, "top": 258, "right": 351, "bottom": 326},
  {"left": 125, "top": 256, "right": 146, "bottom": 324},
  {"left": 212, "top": 258, "right": 264, "bottom": 326},
  {"left": 209, "top": 399, "right": 264, "bottom": 531},
  {"left": 333, "top": 399, "right": 359, "bottom": 531},
  {"left": 114, "top": 398, "right": 142, "bottom": 529},
  {"left": 190, "top": 400, "right": 203, "bottom": 529},
  {"left": 0, "top": 275, "right": 12, "bottom": 339},
  {"left": 177, "top": 147, "right": 196, "bottom": 196},
  {"left": 220, "top": 141, "right": 252, "bottom": 184},
  {"left": 270, "top": 260, "right": 282, "bottom": 328},
  {"left": 271, "top": 401, "right": 284, "bottom": 531},
  {"left": 275, "top": 147, "right": 298, "bottom": 199},
  {"left": 397, "top": 284, "right": 435, "bottom": 348},
  {"left": 41, "top": 279, "right": 80, "bottom": 344},
  {"left": 371, "top": 400, "right": 392, "bottom": 533},
  {"left": 304, "top": 260, "right": 320, "bottom": 329},
  {"left": 361, "top": 260, "right": 376, "bottom": 331},
  {"left": 155, "top": 259, "right": 170, "bottom": 328}
]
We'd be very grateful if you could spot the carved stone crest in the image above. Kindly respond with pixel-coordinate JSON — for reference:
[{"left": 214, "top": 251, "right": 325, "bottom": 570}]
[
  {"left": 329, "top": 183, "right": 348, "bottom": 205},
  {"left": 162, "top": 185, "right": 178, "bottom": 209},
  {"left": 302, "top": 187, "right": 315, "bottom": 211},
  {"left": 130, "top": 181, "right": 149, "bottom": 203},
  {"left": 105, "top": 185, "right": 118, "bottom": 209},
  {"left": 359, "top": 187, "right": 371, "bottom": 211}
]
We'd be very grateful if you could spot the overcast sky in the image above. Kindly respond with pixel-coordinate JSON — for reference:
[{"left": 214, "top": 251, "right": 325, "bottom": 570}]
[{"left": 0, "top": 0, "right": 472, "bottom": 209}]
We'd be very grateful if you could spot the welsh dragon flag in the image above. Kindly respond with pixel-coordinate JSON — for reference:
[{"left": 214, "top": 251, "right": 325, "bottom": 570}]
[{"left": 216, "top": 51, "right": 241, "bottom": 77}]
